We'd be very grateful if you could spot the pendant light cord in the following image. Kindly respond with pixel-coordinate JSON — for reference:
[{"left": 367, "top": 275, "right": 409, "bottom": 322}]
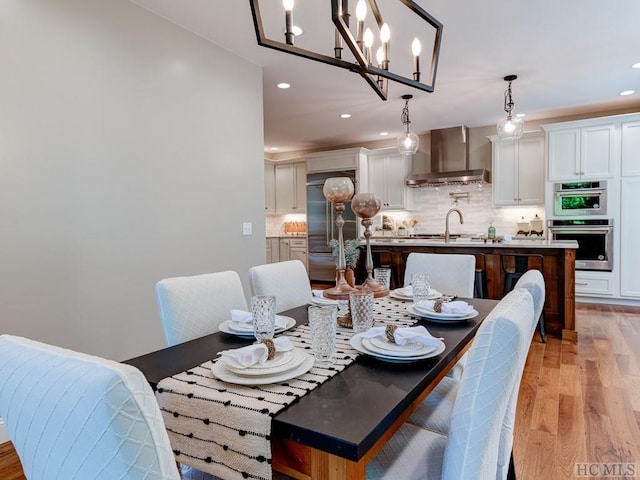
[{"left": 401, "top": 95, "right": 412, "bottom": 134}]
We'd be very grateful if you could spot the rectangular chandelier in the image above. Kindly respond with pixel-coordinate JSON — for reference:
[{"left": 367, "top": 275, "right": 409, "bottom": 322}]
[{"left": 249, "top": 0, "right": 443, "bottom": 100}]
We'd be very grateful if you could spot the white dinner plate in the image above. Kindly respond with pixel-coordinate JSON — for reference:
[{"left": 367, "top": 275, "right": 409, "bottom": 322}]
[
  {"left": 362, "top": 338, "right": 437, "bottom": 358},
  {"left": 211, "top": 351, "right": 314, "bottom": 385},
  {"left": 406, "top": 304, "right": 479, "bottom": 322},
  {"left": 221, "top": 348, "right": 305, "bottom": 377},
  {"left": 389, "top": 288, "right": 441, "bottom": 301},
  {"left": 309, "top": 296, "right": 340, "bottom": 306},
  {"left": 350, "top": 333, "right": 445, "bottom": 363},
  {"left": 218, "top": 316, "right": 296, "bottom": 337},
  {"left": 369, "top": 335, "right": 426, "bottom": 353}
]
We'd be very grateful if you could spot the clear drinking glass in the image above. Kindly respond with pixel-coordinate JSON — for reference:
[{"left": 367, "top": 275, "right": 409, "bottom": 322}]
[
  {"left": 308, "top": 305, "right": 338, "bottom": 366},
  {"left": 251, "top": 295, "right": 276, "bottom": 341},
  {"left": 411, "top": 273, "right": 431, "bottom": 304},
  {"left": 373, "top": 267, "right": 391, "bottom": 289},
  {"left": 349, "top": 290, "right": 375, "bottom": 333}
]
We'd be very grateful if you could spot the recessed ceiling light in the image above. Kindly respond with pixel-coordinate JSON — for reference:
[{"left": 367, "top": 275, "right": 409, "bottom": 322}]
[
  {"left": 516, "top": 113, "right": 526, "bottom": 118},
  {"left": 632, "top": 62, "right": 640, "bottom": 69},
  {"left": 277, "top": 82, "right": 291, "bottom": 89},
  {"left": 270, "top": 147, "right": 279, "bottom": 151},
  {"left": 379, "top": 132, "right": 389, "bottom": 136},
  {"left": 620, "top": 90, "right": 636, "bottom": 96},
  {"left": 339, "top": 113, "right": 351, "bottom": 119}
]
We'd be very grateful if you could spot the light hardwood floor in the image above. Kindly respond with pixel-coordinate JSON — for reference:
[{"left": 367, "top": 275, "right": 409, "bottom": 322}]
[{"left": 1, "top": 303, "right": 639, "bottom": 479}]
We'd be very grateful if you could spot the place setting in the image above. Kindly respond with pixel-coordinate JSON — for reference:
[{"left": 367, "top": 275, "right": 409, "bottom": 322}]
[
  {"left": 211, "top": 335, "right": 314, "bottom": 385},
  {"left": 389, "top": 285, "right": 442, "bottom": 301},
  {"left": 350, "top": 324, "right": 446, "bottom": 363},
  {"left": 407, "top": 298, "right": 479, "bottom": 323},
  {"left": 218, "top": 295, "right": 296, "bottom": 337}
]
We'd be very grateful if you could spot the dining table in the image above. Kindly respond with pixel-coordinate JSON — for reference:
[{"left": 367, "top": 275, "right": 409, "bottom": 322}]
[{"left": 124, "top": 296, "right": 499, "bottom": 480}]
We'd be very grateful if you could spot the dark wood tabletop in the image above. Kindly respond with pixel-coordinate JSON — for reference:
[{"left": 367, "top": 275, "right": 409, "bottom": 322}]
[{"left": 124, "top": 297, "right": 498, "bottom": 464}]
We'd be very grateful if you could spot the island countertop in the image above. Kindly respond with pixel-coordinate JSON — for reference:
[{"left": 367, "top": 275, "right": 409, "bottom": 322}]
[
  {"left": 365, "top": 240, "right": 577, "bottom": 336},
  {"left": 369, "top": 237, "right": 578, "bottom": 249}
]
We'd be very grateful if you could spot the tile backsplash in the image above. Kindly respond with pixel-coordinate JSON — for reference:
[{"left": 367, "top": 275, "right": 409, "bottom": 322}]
[
  {"left": 385, "top": 184, "right": 546, "bottom": 238},
  {"left": 266, "top": 184, "right": 546, "bottom": 238}
]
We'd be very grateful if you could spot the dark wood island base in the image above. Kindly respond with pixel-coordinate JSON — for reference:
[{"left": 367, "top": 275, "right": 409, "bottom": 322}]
[{"left": 369, "top": 241, "right": 576, "bottom": 337}]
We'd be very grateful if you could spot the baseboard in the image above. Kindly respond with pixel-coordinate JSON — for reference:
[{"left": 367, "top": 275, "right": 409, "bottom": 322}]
[{"left": 0, "top": 418, "right": 9, "bottom": 444}]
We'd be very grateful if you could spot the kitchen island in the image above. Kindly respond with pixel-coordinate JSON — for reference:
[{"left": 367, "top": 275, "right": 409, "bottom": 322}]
[{"left": 368, "top": 237, "right": 578, "bottom": 337}]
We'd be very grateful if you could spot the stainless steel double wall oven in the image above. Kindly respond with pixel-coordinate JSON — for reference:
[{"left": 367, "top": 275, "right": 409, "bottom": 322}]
[{"left": 549, "top": 180, "right": 613, "bottom": 271}]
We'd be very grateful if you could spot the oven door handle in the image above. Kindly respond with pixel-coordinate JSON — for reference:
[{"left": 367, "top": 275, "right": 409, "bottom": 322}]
[{"left": 550, "top": 228, "right": 612, "bottom": 235}]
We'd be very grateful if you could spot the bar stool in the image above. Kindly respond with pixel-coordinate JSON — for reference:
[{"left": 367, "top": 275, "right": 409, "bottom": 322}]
[
  {"left": 501, "top": 253, "right": 547, "bottom": 342},
  {"left": 474, "top": 253, "right": 488, "bottom": 299}
]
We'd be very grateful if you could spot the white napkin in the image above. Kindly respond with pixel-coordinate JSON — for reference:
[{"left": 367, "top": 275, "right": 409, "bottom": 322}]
[
  {"left": 401, "top": 285, "right": 413, "bottom": 295},
  {"left": 218, "top": 336, "right": 294, "bottom": 369},
  {"left": 312, "top": 289, "right": 326, "bottom": 298},
  {"left": 415, "top": 300, "right": 475, "bottom": 315},
  {"left": 230, "top": 309, "right": 288, "bottom": 328},
  {"left": 361, "top": 325, "right": 443, "bottom": 348}
]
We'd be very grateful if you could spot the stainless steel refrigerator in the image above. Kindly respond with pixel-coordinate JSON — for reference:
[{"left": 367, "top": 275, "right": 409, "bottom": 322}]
[{"left": 306, "top": 171, "right": 358, "bottom": 283}]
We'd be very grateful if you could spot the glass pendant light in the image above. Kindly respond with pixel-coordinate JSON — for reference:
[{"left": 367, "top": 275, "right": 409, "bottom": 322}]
[
  {"left": 397, "top": 94, "right": 419, "bottom": 155},
  {"left": 497, "top": 75, "right": 524, "bottom": 140}
]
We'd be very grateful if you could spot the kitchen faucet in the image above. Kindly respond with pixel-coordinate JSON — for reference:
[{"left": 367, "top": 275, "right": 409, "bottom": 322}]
[{"left": 444, "top": 208, "right": 464, "bottom": 243}]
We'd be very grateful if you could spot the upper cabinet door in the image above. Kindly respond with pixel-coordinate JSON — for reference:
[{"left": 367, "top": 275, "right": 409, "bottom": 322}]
[
  {"left": 492, "top": 140, "right": 518, "bottom": 206},
  {"left": 265, "top": 163, "right": 276, "bottom": 214},
  {"left": 366, "top": 151, "right": 412, "bottom": 210},
  {"left": 548, "top": 128, "right": 581, "bottom": 181},
  {"left": 517, "top": 134, "right": 545, "bottom": 205},
  {"left": 274, "top": 162, "right": 306, "bottom": 213},
  {"left": 622, "top": 120, "right": 640, "bottom": 177},
  {"left": 580, "top": 124, "right": 615, "bottom": 179}
]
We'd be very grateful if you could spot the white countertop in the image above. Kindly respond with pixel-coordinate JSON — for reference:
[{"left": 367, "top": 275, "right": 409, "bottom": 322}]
[{"left": 369, "top": 237, "right": 578, "bottom": 249}]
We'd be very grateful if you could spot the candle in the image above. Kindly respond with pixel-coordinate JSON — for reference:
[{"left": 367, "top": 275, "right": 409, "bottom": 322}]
[
  {"left": 411, "top": 37, "right": 421, "bottom": 81},
  {"left": 380, "top": 23, "right": 390, "bottom": 70},
  {"left": 355, "top": 0, "right": 367, "bottom": 48},
  {"left": 364, "top": 27, "right": 373, "bottom": 64},
  {"left": 283, "top": 0, "right": 294, "bottom": 45}
]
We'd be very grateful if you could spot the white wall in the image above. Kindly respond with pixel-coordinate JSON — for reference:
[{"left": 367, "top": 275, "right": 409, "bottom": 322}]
[{"left": 0, "top": 0, "right": 265, "bottom": 361}]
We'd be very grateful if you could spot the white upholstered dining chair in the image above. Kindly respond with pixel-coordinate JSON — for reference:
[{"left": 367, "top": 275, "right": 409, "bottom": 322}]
[
  {"left": 366, "top": 287, "right": 535, "bottom": 480},
  {"left": 0, "top": 334, "right": 182, "bottom": 480},
  {"left": 247, "top": 259, "right": 313, "bottom": 313},
  {"left": 404, "top": 270, "right": 545, "bottom": 479},
  {"left": 155, "top": 270, "right": 248, "bottom": 347},
  {"left": 403, "top": 252, "right": 476, "bottom": 298}
]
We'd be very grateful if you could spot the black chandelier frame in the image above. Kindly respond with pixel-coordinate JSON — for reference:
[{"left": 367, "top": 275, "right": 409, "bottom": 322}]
[{"left": 249, "top": 0, "right": 443, "bottom": 100}]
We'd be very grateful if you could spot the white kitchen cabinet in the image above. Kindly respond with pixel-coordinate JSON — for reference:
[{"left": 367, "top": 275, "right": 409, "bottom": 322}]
[
  {"left": 277, "top": 237, "right": 308, "bottom": 270},
  {"left": 490, "top": 132, "right": 544, "bottom": 206},
  {"left": 275, "top": 162, "right": 306, "bottom": 213},
  {"left": 620, "top": 177, "right": 640, "bottom": 298},
  {"left": 547, "top": 123, "right": 615, "bottom": 181},
  {"left": 621, "top": 120, "right": 640, "bottom": 177},
  {"left": 575, "top": 271, "right": 615, "bottom": 297},
  {"left": 288, "top": 238, "right": 308, "bottom": 269},
  {"left": 365, "top": 149, "right": 413, "bottom": 210},
  {"left": 264, "top": 162, "right": 276, "bottom": 214},
  {"left": 266, "top": 237, "right": 279, "bottom": 263}
]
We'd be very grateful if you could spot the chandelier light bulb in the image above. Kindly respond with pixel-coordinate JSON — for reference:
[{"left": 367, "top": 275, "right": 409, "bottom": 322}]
[
  {"left": 356, "top": 0, "right": 367, "bottom": 21},
  {"left": 411, "top": 37, "right": 422, "bottom": 56},
  {"left": 380, "top": 23, "right": 390, "bottom": 43},
  {"left": 282, "top": 0, "right": 294, "bottom": 11},
  {"left": 364, "top": 28, "right": 374, "bottom": 48}
]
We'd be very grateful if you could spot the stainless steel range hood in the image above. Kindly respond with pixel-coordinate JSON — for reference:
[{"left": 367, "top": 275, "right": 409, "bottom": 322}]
[{"left": 406, "top": 126, "right": 490, "bottom": 187}]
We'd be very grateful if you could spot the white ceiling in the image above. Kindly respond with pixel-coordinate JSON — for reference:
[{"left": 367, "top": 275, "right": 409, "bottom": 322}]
[{"left": 132, "top": 0, "right": 640, "bottom": 153}]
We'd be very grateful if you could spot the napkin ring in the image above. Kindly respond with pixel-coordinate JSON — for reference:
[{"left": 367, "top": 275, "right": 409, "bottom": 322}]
[
  {"left": 385, "top": 325, "right": 398, "bottom": 343},
  {"left": 433, "top": 299, "right": 444, "bottom": 313},
  {"left": 261, "top": 339, "right": 276, "bottom": 360}
]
